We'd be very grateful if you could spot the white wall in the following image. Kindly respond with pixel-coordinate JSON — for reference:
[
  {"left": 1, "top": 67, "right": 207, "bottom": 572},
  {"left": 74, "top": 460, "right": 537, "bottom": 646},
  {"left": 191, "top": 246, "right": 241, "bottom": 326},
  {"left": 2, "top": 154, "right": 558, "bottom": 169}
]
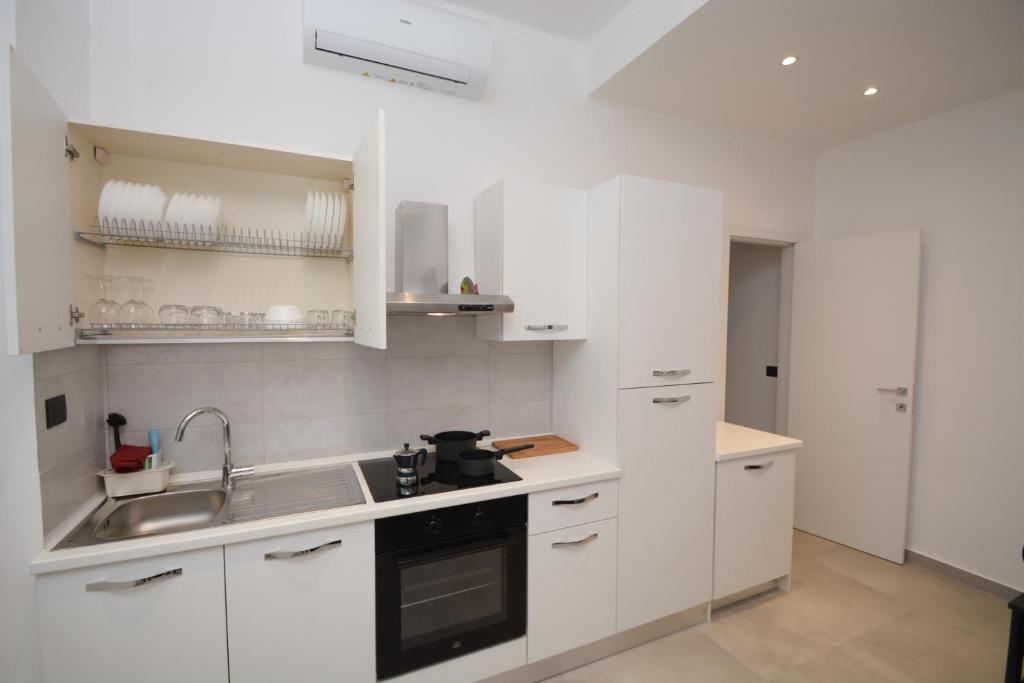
[
  {"left": 87, "top": 0, "right": 815, "bottom": 294},
  {"left": 815, "top": 88, "right": 1024, "bottom": 591},
  {"left": 0, "top": 0, "right": 44, "bottom": 678},
  {"left": 725, "top": 241, "right": 780, "bottom": 432}
]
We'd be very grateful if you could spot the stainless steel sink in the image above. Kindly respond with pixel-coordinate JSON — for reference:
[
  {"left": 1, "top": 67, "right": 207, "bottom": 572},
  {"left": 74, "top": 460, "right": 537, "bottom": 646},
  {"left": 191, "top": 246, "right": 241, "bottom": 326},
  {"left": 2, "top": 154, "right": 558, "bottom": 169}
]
[
  {"left": 55, "top": 462, "right": 366, "bottom": 550},
  {"left": 93, "top": 488, "right": 227, "bottom": 540}
]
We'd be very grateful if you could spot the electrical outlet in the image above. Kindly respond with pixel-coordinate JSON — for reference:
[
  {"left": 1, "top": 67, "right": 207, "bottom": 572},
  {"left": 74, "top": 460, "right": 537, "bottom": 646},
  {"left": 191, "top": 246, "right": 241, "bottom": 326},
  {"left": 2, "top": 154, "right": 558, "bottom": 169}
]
[
  {"left": 766, "top": 365, "right": 779, "bottom": 378},
  {"left": 45, "top": 394, "right": 67, "bottom": 428}
]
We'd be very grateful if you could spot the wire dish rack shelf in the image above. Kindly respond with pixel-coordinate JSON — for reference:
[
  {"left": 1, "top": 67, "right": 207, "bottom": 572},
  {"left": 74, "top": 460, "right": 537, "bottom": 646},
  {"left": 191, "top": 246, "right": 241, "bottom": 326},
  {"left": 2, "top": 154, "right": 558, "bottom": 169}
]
[{"left": 75, "top": 218, "right": 352, "bottom": 260}]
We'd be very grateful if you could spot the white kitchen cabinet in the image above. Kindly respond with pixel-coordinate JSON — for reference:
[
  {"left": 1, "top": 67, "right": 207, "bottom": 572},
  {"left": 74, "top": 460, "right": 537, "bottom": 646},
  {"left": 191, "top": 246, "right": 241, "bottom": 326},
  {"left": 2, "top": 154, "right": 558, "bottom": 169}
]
[
  {"left": 615, "top": 383, "right": 716, "bottom": 632},
  {"left": 616, "top": 176, "right": 722, "bottom": 389},
  {"left": 527, "top": 478, "right": 618, "bottom": 535},
  {"left": 527, "top": 518, "right": 617, "bottom": 662},
  {"left": 35, "top": 546, "right": 228, "bottom": 683},
  {"left": 225, "top": 523, "right": 375, "bottom": 683},
  {"left": 3, "top": 47, "right": 388, "bottom": 353},
  {"left": 475, "top": 178, "right": 587, "bottom": 341},
  {"left": 713, "top": 451, "right": 796, "bottom": 600}
]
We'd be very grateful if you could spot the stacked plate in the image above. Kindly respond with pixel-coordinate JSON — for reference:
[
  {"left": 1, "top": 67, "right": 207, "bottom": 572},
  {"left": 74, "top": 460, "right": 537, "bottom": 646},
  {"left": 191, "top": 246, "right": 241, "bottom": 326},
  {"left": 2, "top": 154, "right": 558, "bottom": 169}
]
[
  {"left": 304, "top": 191, "right": 347, "bottom": 244},
  {"left": 164, "top": 193, "right": 224, "bottom": 241},
  {"left": 97, "top": 181, "right": 167, "bottom": 236}
]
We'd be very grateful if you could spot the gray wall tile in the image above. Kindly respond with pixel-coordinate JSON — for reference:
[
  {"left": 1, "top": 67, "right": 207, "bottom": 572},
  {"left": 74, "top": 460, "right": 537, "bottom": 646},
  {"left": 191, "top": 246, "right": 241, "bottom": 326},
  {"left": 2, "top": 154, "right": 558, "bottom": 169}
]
[
  {"left": 262, "top": 342, "right": 384, "bottom": 362},
  {"left": 263, "top": 358, "right": 386, "bottom": 421},
  {"left": 387, "top": 405, "right": 491, "bottom": 447},
  {"left": 33, "top": 344, "right": 104, "bottom": 380},
  {"left": 488, "top": 340, "right": 553, "bottom": 355},
  {"left": 264, "top": 414, "right": 388, "bottom": 461},
  {"left": 387, "top": 316, "right": 489, "bottom": 357},
  {"left": 387, "top": 355, "right": 488, "bottom": 412},
  {"left": 488, "top": 401, "right": 553, "bottom": 440},
  {"left": 106, "top": 343, "right": 260, "bottom": 365},
  {"left": 488, "top": 354, "right": 552, "bottom": 404}
]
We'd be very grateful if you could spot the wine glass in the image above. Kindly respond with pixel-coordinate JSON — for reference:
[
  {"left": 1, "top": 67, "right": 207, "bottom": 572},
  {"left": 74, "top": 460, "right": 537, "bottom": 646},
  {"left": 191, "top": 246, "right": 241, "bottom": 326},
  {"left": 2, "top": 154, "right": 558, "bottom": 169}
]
[
  {"left": 118, "top": 276, "right": 158, "bottom": 326},
  {"left": 86, "top": 275, "right": 120, "bottom": 326}
]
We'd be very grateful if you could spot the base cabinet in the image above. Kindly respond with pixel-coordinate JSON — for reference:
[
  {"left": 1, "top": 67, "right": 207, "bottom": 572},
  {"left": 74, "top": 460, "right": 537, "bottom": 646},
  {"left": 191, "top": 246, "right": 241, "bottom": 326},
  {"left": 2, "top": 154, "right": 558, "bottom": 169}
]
[
  {"left": 225, "top": 523, "right": 375, "bottom": 683},
  {"left": 35, "top": 546, "right": 228, "bottom": 683},
  {"left": 713, "top": 452, "right": 796, "bottom": 600},
  {"left": 527, "top": 518, "right": 618, "bottom": 663}
]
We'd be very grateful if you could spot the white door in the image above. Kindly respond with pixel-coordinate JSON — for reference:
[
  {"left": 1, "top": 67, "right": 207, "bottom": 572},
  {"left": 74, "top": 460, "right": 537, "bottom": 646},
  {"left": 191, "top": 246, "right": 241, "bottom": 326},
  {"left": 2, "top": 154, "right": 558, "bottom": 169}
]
[
  {"left": 616, "top": 382, "right": 716, "bottom": 632},
  {"left": 352, "top": 109, "right": 387, "bottom": 349},
  {"left": 617, "top": 176, "right": 722, "bottom": 389},
  {"left": 4, "top": 48, "right": 74, "bottom": 355},
  {"left": 788, "top": 229, "right": 920, "bottom": 563}
]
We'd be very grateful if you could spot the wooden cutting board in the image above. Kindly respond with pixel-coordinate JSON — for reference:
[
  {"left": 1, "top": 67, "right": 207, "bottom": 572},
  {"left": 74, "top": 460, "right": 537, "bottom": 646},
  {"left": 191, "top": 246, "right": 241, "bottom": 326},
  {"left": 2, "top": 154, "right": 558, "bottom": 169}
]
[{"left": 493, "top": 434, "right": 578, "bottom": 458}]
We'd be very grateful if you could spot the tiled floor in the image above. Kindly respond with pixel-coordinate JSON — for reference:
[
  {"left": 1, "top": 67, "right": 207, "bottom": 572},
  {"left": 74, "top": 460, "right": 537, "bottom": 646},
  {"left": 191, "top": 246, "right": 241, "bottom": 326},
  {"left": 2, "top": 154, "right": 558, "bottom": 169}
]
[{"left": 547, "top": 531, "right": 1010, "bottom": 682}]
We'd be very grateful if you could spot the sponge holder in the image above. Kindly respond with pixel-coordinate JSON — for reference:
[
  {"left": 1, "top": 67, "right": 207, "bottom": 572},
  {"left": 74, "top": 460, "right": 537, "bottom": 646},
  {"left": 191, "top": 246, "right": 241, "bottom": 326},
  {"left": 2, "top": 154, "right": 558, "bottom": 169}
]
[{"left": 99, "top": 461, "right": 175, "bottom": 497}]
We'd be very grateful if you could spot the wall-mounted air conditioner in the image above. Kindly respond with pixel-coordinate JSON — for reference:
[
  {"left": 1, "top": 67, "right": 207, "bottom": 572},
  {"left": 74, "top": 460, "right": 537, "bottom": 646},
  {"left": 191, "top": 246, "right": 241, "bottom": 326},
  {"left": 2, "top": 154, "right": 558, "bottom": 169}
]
[{"left": 303, "top": 0, "right": 492, "bottom": 100}]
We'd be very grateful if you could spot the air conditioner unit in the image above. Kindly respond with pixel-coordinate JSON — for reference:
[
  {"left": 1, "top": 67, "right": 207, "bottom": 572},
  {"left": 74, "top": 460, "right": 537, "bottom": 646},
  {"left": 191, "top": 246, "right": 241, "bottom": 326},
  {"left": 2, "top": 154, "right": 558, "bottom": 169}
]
[{"left": 303, "top": 0, "right": 492, "bottom": 100}]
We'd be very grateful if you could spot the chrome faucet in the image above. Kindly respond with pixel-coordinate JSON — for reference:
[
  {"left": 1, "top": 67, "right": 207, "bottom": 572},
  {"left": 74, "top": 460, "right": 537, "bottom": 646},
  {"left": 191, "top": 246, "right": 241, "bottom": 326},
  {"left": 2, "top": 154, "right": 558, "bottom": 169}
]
[{"left": 174, "top": 407, "right": 255, "bottom": 489}]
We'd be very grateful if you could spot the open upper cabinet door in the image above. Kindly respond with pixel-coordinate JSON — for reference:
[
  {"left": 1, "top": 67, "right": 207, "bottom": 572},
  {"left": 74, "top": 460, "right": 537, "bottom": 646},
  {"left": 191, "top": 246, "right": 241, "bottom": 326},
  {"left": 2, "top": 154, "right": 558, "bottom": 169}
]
[
  {"left": 3, "top": 48, "right": 73, "bottom": 355},
  {"left": 352, "top": 109, "right": 387, "bottom": 349}
]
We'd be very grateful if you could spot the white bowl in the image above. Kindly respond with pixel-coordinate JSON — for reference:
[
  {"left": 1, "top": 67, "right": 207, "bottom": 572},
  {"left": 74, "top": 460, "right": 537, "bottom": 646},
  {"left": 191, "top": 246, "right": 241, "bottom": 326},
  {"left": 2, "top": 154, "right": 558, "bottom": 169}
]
[{"left": 265, "top": 304, "right": 303, "bottom": 324}]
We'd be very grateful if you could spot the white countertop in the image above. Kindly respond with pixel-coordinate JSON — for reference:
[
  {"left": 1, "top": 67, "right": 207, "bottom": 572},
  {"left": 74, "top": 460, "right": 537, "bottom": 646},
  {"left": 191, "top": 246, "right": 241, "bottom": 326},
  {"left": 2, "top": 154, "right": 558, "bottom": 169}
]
[
  {"left": 716, "top": 421, "right": 803, "bottom": 463},
  {"left": 31, "top": 448, "right": 620, "bottom": 575}
]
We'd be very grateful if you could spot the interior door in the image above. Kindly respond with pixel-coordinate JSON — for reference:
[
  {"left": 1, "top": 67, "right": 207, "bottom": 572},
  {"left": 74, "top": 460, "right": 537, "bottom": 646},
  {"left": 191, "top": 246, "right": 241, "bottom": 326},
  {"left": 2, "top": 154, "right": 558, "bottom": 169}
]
[
  {"left": 4, "top": 48, "right": 73, "bottom": 354},
  {"left": 788, "top": 229, "right": 920, "bottom": 563},
  {"left": 352, "top": 109, "right": 387, "bottom": 349}
]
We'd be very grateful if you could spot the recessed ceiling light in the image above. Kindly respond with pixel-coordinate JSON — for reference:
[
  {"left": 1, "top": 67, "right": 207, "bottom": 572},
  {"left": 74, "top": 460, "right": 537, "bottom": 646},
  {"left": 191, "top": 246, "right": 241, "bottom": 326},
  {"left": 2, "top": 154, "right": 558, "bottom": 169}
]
[
  {"left": 781, "top": 56, "right": 797, "bottom": 66},
  {"left": 864, "top": 86, "right": 879, "bottom": 96}
]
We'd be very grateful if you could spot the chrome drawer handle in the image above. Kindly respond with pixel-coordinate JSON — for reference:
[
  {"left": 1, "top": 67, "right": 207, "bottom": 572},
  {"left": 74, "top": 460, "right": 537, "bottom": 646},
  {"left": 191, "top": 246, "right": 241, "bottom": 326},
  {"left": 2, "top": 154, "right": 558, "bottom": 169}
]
[
  {"left": 876, "top": 386, "right": 908, "bottom": 396},
  {"left": 265, "top": 539, "right": 342, "bottom": 560},
  {"left": 86, "top": 568, "right": 182, "bottom": 592},
  {"left": 525, "top": 324, "right": 568, "bottom": 332},
  {"left": 552, "top": 533, "right": 598, "bottom": 548},
  {"left": 552, "top": 492, "right": 598, "bottom": 506},
  {"left": 653, "top": 369, "right": 690, "bottom": 377},
  {"left": 653, "top": 396, "right": 690, "bottom": 404},
  {"left": 744, "top": 462, "right": 775, "bottom": 471}
]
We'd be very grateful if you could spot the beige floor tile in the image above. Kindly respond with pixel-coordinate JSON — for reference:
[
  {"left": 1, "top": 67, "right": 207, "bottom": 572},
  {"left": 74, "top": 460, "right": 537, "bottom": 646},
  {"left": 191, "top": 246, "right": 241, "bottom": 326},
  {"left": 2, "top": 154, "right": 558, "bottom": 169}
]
[
  {"left": 791, "top": 529, "right": 841, "bottom": 561},
  {"left": 919, "top": 579, "right": 1012, "bottom": 647},
  {"left": 816, "top": 545, "right": 962, "bottom": 606},
  {"left": 545, "top": 628, "right": 758, "bottom": 683}
]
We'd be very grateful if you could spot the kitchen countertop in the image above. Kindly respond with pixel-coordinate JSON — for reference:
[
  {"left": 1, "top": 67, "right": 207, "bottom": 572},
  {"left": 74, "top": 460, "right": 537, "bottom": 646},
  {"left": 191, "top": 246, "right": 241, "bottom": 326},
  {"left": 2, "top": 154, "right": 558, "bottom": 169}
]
[
  {"left": 716, "top": 420, "right": 803, "bottom": 463},
  {"left": 30, "top": 447, "right": 620, "bottom": 575}
]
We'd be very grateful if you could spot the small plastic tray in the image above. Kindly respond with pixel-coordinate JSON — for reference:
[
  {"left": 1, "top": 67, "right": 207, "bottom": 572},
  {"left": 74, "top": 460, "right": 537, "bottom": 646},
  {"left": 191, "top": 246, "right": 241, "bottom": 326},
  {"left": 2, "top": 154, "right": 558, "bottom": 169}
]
[{"left": 99, "top": 461, "right": 175, "bottom": 497}]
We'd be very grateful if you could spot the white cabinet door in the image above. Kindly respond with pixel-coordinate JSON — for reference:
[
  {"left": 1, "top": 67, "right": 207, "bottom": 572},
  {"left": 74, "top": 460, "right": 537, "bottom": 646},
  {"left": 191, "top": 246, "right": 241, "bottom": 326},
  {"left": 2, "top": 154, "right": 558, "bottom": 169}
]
[
  {"left": 616, "top": 176, "right": 722, "bottom": 389},
  {"left": 713, "top": 452, "right": 796, "bottom": 599},
  {"left": 35, "top": 547, "right": 228, "bottom": 683},
  {"left": 352, "top": 109, "right": 387, "bottom": 349},
  {"left": 616, "top": 383, "right": 716, "bottom": 632},
  {"left": 225, "top": 523, "right": 375, "bottom": 683},
  {"left": 5, "top": 48, "right": 74, "bottom": 354},
  {"left": 528, "top": 518, "right": 617, "bottom": 662},
  {"left": 475, "top": 178, "right": 587, "bottom": 342}
]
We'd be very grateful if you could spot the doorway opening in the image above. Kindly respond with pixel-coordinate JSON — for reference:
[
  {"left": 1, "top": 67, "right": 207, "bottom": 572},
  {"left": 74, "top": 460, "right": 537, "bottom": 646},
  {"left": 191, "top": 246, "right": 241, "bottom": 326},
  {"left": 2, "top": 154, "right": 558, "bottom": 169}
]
[{"left": 724, "top": 240, "right": 792, "bottom": 434}]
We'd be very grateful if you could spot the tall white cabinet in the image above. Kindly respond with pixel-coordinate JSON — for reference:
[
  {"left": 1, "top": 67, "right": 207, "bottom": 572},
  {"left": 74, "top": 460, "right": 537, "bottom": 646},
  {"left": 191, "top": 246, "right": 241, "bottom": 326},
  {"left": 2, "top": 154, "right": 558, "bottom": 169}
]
[{"left": 554, "top": 175, "right": 723, "bottom": 633}]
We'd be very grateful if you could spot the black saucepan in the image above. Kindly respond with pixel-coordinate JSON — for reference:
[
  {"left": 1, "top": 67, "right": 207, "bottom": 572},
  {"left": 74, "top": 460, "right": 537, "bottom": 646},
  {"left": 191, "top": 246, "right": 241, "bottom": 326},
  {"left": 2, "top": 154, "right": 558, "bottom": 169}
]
[
  {"left": 458, "top": 444, "right": 533, "bottom": 478},
  {"left": 420, "top": 429, "right": 491, "bottom": 463}
]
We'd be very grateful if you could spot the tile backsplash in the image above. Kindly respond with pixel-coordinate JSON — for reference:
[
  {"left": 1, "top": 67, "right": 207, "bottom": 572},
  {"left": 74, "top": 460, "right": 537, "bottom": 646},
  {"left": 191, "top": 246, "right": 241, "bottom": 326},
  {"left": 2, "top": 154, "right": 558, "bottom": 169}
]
[{"left": 33, "top": 317, "right": 552, "bottom": 534}]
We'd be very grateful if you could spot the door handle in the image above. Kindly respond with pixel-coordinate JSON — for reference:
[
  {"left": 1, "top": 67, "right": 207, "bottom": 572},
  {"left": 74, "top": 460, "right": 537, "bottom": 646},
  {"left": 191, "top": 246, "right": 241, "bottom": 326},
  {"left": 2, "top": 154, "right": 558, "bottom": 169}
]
[
  {"left": 876, "top": 386, "right": 908, "bottom": 396},
  {"left": 653, "top": 396, "right": 690, "bottom": 405},
  {"left": 265, "top": 539, "right": 342, "bottom": 560},
  {"left": 552, "top": 533, "right": 598, "bottom": 548},
  {"left": 653, "top": 369, "right": 690, "bottom": 378},
  {"left": 86, "top": 568, "right": 182, "bottom": 592}
]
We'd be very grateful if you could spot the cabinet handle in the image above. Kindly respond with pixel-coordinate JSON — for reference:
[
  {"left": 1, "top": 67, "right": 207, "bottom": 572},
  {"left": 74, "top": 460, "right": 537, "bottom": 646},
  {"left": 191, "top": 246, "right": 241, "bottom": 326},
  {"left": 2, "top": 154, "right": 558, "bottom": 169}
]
[
  {"left": 552, "top": 533, "right": 599, "bottom": 548},
  {"left": 876, "top": 386, "right": 908, "bottom": 396},
  {"left": 744, "top": 462, "right": 775, "bottom": 471},
  {"left": 552, "top": 492, "right": 599, "bottom": 506},
  {"left": 653, "top": 369, "right": 690, "bottom": 378},
  {"left": 265, "top": 539, "right": 342, "bottom": 560},
  {"left": 653, "top": 395, "right": 690, "bottom": 405},
  {"left": 86, "top": 568, "right": 182, "bottom": 592},
  {"left": 525, "top": 324, "right": 568, "bottom": 332}
]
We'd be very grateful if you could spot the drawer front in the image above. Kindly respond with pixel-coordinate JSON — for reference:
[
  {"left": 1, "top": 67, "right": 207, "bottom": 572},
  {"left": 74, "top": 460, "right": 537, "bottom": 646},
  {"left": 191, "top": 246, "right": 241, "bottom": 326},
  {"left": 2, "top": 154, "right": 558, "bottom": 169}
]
[
  {"left": 529, "top": 479, "right": 619, "bottom": 535},
  {"left": 528, "top": 518, "right": 617, "bottom": 662},
  {"left": 713, "top": 451, "right": 796, "bottom": 599}
]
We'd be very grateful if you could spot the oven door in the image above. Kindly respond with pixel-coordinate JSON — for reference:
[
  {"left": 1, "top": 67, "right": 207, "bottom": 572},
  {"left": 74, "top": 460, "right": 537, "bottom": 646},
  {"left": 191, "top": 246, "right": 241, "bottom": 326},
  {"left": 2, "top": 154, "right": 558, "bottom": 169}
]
[{"left": 376, "top": 527, "right": 526, "bottom": 679}]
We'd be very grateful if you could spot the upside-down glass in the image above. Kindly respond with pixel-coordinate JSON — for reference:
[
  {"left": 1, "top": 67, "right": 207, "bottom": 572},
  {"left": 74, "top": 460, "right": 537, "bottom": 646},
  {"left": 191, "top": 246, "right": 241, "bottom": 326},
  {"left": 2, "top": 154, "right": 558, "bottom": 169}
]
[
  {"left": 159, "top": 304, "right": 191, "bottom": 325},
  {"left": 117, "top": 276, "right": 158, "bottom": 326},
  {"left": 86, "top": 275, "right": 121, "bottom": 326}
]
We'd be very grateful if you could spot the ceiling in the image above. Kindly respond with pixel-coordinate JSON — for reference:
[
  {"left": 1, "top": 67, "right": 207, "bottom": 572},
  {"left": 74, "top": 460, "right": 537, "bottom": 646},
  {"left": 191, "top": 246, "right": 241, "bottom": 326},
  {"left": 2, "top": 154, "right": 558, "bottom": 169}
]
[
  {"left": 591, "top": 0, "right": 1024, "bottom": 148},
  {"left": 437, "top": 0, "right": 630, "bottom": 42}
]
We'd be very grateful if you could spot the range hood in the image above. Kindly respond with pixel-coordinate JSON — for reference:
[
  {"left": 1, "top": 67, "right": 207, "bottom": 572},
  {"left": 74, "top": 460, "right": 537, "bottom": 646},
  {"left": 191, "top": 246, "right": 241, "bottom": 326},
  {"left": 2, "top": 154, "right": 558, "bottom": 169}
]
[
  {"left": 387, "top": 292, "right": 514, "bottom": 316},
  {"left": 387, "top": 200, "right": 513, "bottom": 316}
]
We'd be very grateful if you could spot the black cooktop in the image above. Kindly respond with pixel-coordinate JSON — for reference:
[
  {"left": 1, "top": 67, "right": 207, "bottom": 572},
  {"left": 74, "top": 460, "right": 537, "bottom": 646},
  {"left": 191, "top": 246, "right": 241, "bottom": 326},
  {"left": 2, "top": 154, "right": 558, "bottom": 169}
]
[{"left": 358, "top": 453, "right": 522, "bottom": 502}]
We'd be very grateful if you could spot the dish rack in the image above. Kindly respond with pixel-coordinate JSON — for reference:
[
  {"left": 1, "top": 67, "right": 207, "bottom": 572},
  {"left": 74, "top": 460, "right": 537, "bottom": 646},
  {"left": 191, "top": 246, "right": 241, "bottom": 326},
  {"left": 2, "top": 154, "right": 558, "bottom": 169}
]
[
  {"left": 87, "top": 322, "right": 351, "bottom": 332},
  {"left": 77, "top": 322, "right": 356, "bottom": 344},
  {"left": 75, "top": 218, "right": 352, "bottom": 260}
]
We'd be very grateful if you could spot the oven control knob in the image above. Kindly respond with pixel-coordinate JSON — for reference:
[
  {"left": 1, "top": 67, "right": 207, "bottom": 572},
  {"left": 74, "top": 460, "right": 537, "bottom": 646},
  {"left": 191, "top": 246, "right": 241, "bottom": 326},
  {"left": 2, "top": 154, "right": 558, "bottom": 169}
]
[
  {"left": 424, "top": 515, "right": 443, "bottom": 536},
  {"left": 471, "top": 508, "right": 487, "bottom": 526}
]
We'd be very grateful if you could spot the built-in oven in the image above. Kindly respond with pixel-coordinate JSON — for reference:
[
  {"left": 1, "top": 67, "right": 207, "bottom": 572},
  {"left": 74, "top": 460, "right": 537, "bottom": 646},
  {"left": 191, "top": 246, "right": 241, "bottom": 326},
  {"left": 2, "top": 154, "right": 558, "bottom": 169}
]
[{"left": 375, "top": 495, "right": 527, "bottom": 679}]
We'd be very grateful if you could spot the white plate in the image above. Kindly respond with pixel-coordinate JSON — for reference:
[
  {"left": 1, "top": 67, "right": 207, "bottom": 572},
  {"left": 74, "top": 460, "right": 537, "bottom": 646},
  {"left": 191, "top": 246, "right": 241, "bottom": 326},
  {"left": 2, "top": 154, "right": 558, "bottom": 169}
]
[
  {"left": 323, "top": 193, "right": 336, "bottom": 238},
  {"left": 98, "top": 180, "right": 117, "bottom": 230},
  {"left": 311, "top": 192, "right": 324, "bottom": 234},
  {"left": 334, "top": 193, "right": 346, "bottom": 240},
  {"left": 304, "top": 191, "right": 314, "bottom": 233}
]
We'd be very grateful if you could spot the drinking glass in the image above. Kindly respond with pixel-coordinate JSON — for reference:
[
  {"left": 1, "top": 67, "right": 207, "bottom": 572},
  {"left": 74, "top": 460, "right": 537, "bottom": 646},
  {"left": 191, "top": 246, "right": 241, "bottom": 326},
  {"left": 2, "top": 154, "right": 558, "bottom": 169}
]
[
  {"left": 118, "top": 276, "right": 158, "bottom": 326},
  {"left": 331, "top": 309, "right": 355, "bottom": 332},
  {"left": 159, "top": 304, "right": 190, "bottom": 325},
  {"left": 191, "top": 305, "right": 224, "bottom": 326},
  {"left": 306, "top": 309, "right": 329, "bottom": 327},
  {"left": 86, "top": 275, "right": 120, "bottom": 326}
]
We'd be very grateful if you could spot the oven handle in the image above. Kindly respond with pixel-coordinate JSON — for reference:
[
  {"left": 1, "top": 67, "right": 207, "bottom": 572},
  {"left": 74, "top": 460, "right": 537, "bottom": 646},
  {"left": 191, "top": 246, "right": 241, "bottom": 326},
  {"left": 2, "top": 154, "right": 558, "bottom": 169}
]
[{"left": 394, "top": 531, "right": 518, "bottom": 570}]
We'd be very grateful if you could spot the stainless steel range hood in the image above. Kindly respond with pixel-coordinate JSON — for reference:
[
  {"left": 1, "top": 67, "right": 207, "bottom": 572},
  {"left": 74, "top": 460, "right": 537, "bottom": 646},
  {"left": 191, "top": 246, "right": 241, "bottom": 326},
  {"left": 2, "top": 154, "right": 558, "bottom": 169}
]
[
  {"left": 387, "top": 200, "right": 513, "bottom": 316},
  {"left": 387, "top": 292, "right": 514, "bottom": 316}
]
